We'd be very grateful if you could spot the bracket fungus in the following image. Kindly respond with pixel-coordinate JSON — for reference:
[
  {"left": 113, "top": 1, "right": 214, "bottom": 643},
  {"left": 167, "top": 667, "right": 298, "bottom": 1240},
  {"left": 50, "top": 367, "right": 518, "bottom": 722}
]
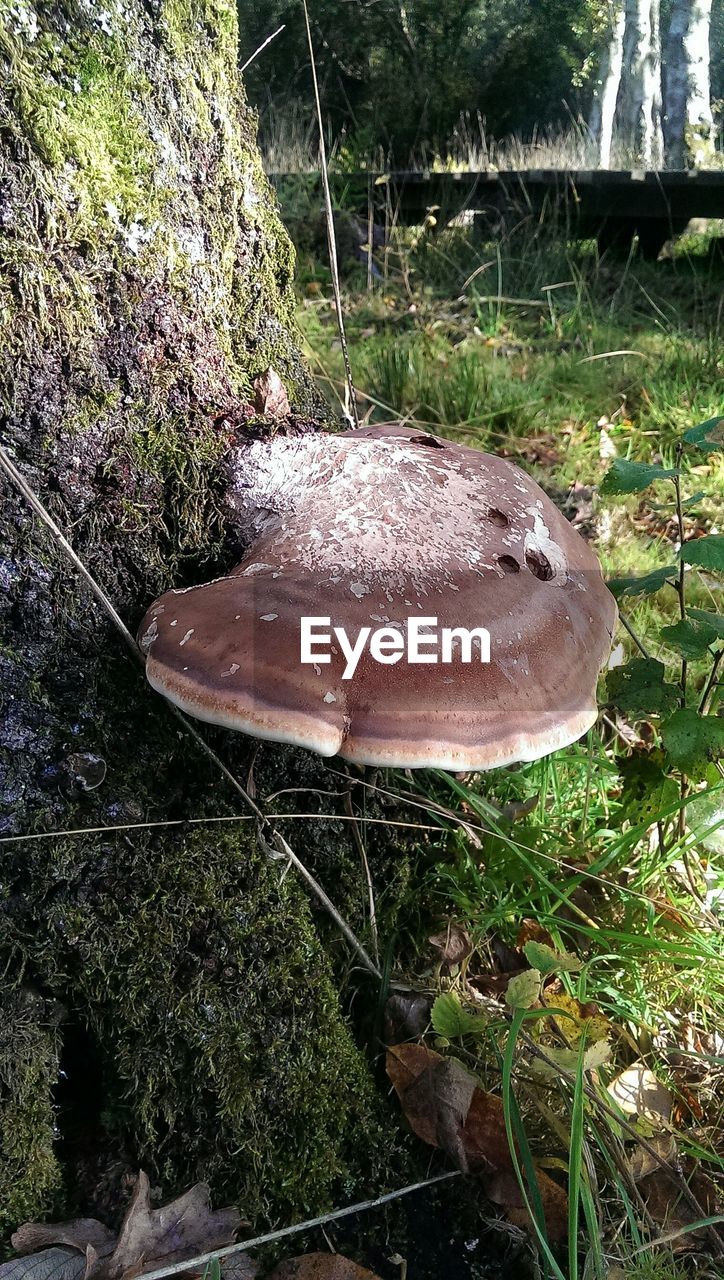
[{"left": 138, "top": 424, "right": 617, "bottom": 770}]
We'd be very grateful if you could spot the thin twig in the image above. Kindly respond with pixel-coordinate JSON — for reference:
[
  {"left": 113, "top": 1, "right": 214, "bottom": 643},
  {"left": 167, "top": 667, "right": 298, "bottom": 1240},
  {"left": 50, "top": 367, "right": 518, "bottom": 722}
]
[
  {"left": 239, "top": 25, "right": 285, "bottom": 74},
  {"left": 133, "top": 1172, "right": 460, "bottom": 1280},
  {"left": 0, "top": 444, "right": 379, "bottom": 979},
  {"left": 617, "top": 611, "right": 652, "bottom": 659},
  {"left": 302, "top": 0, "right": 359, "bottom": 427},
  {"left": 0, "top": 812, "right": 443, "bottom": 848},
  {"left": 699, "top": 648, "right": 723, "bottom": 714},
  {"left": 343, "top": 784, "right": 380, "bottom": 967}
]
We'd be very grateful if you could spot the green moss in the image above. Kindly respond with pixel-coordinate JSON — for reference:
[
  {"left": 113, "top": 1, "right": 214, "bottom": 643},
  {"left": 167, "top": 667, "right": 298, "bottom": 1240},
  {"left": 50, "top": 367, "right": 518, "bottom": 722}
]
[
  {"left": 0, "top": 990, "right": 63, "bottom": 1239},
  {"left": 18, "top": 819, "right": 398, "bottom": 1221}
]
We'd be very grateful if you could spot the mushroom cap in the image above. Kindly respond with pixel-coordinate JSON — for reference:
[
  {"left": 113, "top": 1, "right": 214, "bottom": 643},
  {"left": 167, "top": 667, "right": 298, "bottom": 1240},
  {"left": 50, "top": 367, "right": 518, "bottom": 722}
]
[{"left": 138, "top": 424, "right": 617, "bottom": 770}]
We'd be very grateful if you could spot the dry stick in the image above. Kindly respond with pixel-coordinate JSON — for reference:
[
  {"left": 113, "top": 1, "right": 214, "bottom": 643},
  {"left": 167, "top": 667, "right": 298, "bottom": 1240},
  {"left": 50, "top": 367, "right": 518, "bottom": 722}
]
[
  {"left": 617, "top": 610, "right": 652, "bottom": 659},
  {"left": 130, "top": 1172, "right": 461, "bottom": 1280},
  {"left": 0, "top": 813, "right": 443, "bottom": 848},
  {"left": 0, "top": 444, "right": 380, "bottom": 981},
  {"left": 343, "top": 784, "right": 380, "bottom": 967},
  {"left": 239, "top": 24, "right": 285, "bottom": 74},
  {"left": 302, "top": 0, "right": 359, "bottom": 428}
]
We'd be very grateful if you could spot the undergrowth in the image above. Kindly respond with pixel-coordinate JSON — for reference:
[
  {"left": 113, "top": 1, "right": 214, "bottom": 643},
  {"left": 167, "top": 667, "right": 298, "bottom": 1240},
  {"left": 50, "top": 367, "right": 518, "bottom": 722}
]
[{"left": 283, "top": 201, "right": 724, "bottom": 1276}]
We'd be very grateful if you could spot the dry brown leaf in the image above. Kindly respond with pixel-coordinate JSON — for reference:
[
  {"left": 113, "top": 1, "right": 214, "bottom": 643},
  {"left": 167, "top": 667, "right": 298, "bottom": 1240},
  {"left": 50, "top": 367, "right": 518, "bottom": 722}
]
[
  {"left": 386, "top": 1043, "right": 567, "bottom": 1241},
  {"left": 490, "top": 1168, "right": 568, "bottom": 1244},
  {"left": 608, "top": 1063, "right": 673, "bottom": 1123},
  {"left": 10, "top": 1174, "right": 248, "bottom": 1280},
  {"left": 383, "top": 991, "right": 432, "bottom": 1046},
  {"left": 638, "top": 1160, "right": 722, "bottom": 1251},
  {"left": 253, "top": 367, "right": 290, "bottom": 417},
  {"left": 267, "top": 1256, "right": 381, "bottom": 1279},
  {"left": 628, "top": 1134, "right": 677, "bottom": 1182},
  {"left": 515, "top": 920, "right": 554, "bottom": 951},
  {"left": 12, "top": 1225, "right": 115, "bottom": 1260},
  {"left": 428, "top": 922, "right": 472, "bottom": 968}
]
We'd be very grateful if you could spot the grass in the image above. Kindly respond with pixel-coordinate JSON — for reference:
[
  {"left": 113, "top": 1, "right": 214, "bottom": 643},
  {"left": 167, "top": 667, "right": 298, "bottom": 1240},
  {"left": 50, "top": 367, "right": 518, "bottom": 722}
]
[{"left": 282, "top": 200, "right": 724, "bottom": 1275}]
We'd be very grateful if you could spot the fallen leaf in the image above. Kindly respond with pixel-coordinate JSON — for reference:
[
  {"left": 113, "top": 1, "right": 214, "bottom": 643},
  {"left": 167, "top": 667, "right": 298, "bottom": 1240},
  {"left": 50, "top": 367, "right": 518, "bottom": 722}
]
[
  {"left": 638, "top": 1160, "right": 721, "bottom": 1250},
  {"left": 531, "top": 1040, "right": 611, "bottom": 1078},
  {"left": 0, "top": 1250, "right": 87, "bottom": 1280},
  {"left": 8, "top": 1174, "right": 248, "bottom": 1280},
  {"left": 267, "top": 1257, "right": 380, "bottom": 1279},
  {"left": 515, "top": 920, "right": 554, "bottom": 950},
  {"left": 253, "top": 367, "right": 290, "bottom": 417},
  {"left": 428, "top": 922, "right": 472, "bottom": 968},
  {"left": 542, "top": 990, "right": 611, "bottom": 1044},
  {"left": 608, "top": 1063, "right": 673, "bottom": 1124},
  {"left": 629, "top": 1133, "right": 677, "bottom": 1182},
  {"left": 522, "top": 942, "right": 581, "bottom": 975},
  {"left": 505, "top": 969, "right": 541, "bottom": 1009},
  {"left": 384, "top": 991, "right": 432, "bottom": 1045},
  {"left": 491, "top": 1167, "right": 568, "bottom": 1243},
  {"left": 386, "top": 1044, "right": 567, "bottom": 1239},
  {"left": 12, "top": 1225, "right": 115, "bottom": 1259}
]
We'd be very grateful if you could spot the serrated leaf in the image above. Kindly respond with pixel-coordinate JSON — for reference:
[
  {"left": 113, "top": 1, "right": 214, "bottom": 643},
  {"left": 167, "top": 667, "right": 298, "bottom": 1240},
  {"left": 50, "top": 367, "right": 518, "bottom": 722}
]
[
  {"left": 431, "top": 992, "right": 486, "bottom": 1039},
  {"left": 661, "top": 709, "right": 724, "bottom": 776},
  {"left": 607, "top": 566, "right": 677, "bottom": 598},
  {"left": 505, "top": 968, "right": 541, "bottom": 1008},
  {"left": 607, "top": 658, "right": 679, "bottom": 716},
  {"left": 532, "top": 1040, "right": 611, "bottom": 1078},
  {"left": 680, "top": 535, "right": 724, "bottom": 571},
  {"left": 618, "top": 753, "right": 679, "bottom": 827},
  {"left": 0, "top": 1252, "right": 86, "bottom": 1280},
  {"left": 522, "top": 941, "right": 581, "bottom": 975},
  {"left": 682, "top": 416, "right": 724, "bottom": 454},
  {"left": 687, "top": 608, "right": 724, "bottom": 637},
  {"left": 660, "top": 618, "right": 719, "bottom": 658},
  {"left": 600, "top": 458, "right": 678, "bottom": 495}
]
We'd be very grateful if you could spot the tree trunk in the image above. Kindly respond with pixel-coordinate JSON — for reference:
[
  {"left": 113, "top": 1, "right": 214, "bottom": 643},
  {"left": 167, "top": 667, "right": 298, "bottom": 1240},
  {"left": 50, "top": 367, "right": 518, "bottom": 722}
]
[
  {"left": 663, "top": 0, "right": 714, "bottom": 166},
  {"left": 590, "top": 1, "right": 627, "bottom": 168},
  {"left": 619, "top": 0, "right": 664, "bottom": 165},
  {"left": 0, "top": 0, "right": 402, "bottom": 1239}
]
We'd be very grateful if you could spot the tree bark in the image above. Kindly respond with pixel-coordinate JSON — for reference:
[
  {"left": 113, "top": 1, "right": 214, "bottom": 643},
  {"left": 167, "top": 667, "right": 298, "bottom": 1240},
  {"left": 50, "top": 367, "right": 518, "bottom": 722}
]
[
  {"left": 590, "top": 1, "right": 627, "bottom": 168},
  {"left": 0, "top": 0, "right": 401, "bottom": 1238},
  {"left": 663, "top": 0, "right": 714, "bottom": 166},
  {"left": 619, "top": 0, "right": 664, "bottom": 165}
]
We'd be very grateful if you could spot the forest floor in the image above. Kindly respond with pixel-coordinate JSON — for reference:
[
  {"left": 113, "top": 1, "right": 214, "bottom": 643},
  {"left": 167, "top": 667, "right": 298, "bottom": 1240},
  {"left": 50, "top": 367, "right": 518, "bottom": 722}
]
[{"left": 278, "top": 208, "right": 724, "bottom": 1279}]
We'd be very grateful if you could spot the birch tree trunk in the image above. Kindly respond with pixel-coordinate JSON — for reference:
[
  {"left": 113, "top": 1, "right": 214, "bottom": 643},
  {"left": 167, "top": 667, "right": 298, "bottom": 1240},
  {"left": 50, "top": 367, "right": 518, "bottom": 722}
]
[
  {"left": 619, "top": 0, "right": 664, "bottom": 165},
  {"left": 664, "top": 0, "right": 715, "bottom": 166},
  {"left": 590, "top": 1, "right": 627, "bottom": 168},
  {"left": 0, "top": 0, "right": 398, "bottom": 1240}
]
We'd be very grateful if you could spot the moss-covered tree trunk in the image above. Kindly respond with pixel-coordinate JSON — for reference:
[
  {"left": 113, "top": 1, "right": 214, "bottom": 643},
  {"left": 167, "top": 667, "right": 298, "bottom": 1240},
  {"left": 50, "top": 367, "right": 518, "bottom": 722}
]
[{"left": 0, "top": 0, "right": 392, "bottom": 1240}]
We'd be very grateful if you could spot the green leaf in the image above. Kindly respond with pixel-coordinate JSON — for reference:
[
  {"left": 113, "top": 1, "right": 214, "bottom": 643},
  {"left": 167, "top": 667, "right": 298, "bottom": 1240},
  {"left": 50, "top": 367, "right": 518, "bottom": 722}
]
[
  {"left": 607, "top": 658, "right": 679, "bottom": 716},
  {"left": 599, "top": 458, "right": 678, "bottom": 495},
  {"left": 522, "top": 940, "right": 581, "bottom": 975},
  {"left": 505, "top": 968, "right": 541, "bottom": 1009},
  {"left": 661, "top": 709, "right": 724, "bottom": 776},
  {"left": 682, "top": 416, "right": 724, "bottom": 454},
  {"left": 618, "top": 753, "right": 680, "bottom": 827},
  {"left": 660, "top": 618, "right": 719, "bottom": 659},
  {"left": 532, "top": 1039, "right": 611, "bottom": 1078},
  {"left": 430, "top": 991, "right": 486, "bottom": 1038},
  {"left": 607, "top": 566, "right": 677, "bottom": 598},
  {"left": 687, "top": 608, "right": 724, "bottom": 638},
  {"left": 680, "top": 535, "right": 724, "bottom": 572}
]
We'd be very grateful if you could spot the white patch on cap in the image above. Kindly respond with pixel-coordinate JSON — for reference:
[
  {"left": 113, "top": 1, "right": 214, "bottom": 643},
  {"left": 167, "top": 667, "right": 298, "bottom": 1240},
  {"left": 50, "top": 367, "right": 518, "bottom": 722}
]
[
  {"left": 323, "top": 691, "right": 337, "bottom": 703},
  {"left": 260, "top": 612, "right": 278, "bottom": 621},
  {"left": 350, "top": 581, "right": 369, "bottom": 599},
  {"left": 140, "top": 618, "right": 158, "bottom": 652},
  {"left": 221, "top": 663, "right": 240, "bottom": 678},
  {"left": 179, "top": 629, "right": 194, "bottom": 646}
]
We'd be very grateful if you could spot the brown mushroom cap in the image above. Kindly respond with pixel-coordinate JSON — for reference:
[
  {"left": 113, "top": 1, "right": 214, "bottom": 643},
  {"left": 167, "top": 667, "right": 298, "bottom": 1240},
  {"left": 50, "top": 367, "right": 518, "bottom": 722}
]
[{"left": 138, "top": 424, "right": 617, "bottom": 770}]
